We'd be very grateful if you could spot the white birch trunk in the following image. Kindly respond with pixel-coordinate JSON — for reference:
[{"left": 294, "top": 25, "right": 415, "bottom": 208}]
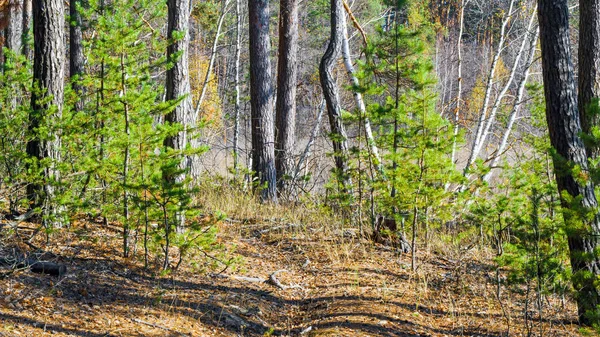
[
  {"left": 483, "top": 27, "right": 539, "bottom": 183},
  {"left": 193, "top": 0, "right": 231, "bottom": 121},
  {"left": 340, "top": 10, "right": 383, "bottom": 174},
  {"left": 464, "top": 0, "right": 516, "bottom": 172}
]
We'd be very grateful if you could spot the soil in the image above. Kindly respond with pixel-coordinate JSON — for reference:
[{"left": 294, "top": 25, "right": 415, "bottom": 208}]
[{"left": 0, "top": 218, "right": 582, "bottom": 336}]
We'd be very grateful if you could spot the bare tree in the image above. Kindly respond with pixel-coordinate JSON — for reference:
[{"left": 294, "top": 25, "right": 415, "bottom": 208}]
[
  {"left": 464, "top": 0, "right": 516, "bottom": 173},
  {"left": 320, "top": 0, "right": 352, "bottom": 192},
  {"left": 537, "top": 0, "right": 600, "bottom": 324},
  {"left": 26, "top": 0, "right": 66, "bottom": 222},
  {"left": 275, "top": 0, "right": 299, "bottom": 196},
  {"left": 249, "top": 0, "right": 277, "bottom": 202}
]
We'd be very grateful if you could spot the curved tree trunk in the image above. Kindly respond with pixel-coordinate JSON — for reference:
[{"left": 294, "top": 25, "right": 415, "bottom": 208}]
[
  {"left": 319, "top": 0, "right": 352, "bottom": 193},
  {"left": 249, "top": 0, "right": 277, "bottom": 202},
  {"left": 69, "top": 0, "right": 85, "bottom": 112},
  {"left": 538, "top": 0, "right": 600, "bottom": 324},
  {"left": 579, "top": 0, "right": 600, "bottom": 159},
  {"left": 275, "top": 0, "right": 299, "bottom": 196},
  {"left": 26, "top": 0, "right": 66, "bottom": 222}
]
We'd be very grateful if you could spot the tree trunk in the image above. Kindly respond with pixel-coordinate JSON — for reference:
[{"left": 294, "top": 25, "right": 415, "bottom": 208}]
[
  {"left": 164, "top": 0, "right": 193, "bottom": 230},
  {"left": 464, "top": 0, "right": 515, "bottom": 173},
  {"left": 484, "top": 27, "right": 539, "bottom": 183},
  {"left": 193, "top": 0, "right": 230, "bottom": 121},
  {"left": 21, "top": 0, "right": 31, "bottom": 58},
  {"left": 69, "top": 0, "right": 85, "bottom": 112},
  {"left": 5, "top": 0, "right": 22, "bottom": 52},
  {"left": 26, "top": 0, "right": 66, "bottom": 222},
  {"left": 538, "top": 0, "right": 600, "bottom": 324},
  {"left": 319, "top": 0, "right": 352, "bottom": 192},
  {"left": 248, "top": 0, "right": 277, "bottom": 202},
  {"left": 340, "top": 5, "right": 383, "bottom": 175},
  {"left": 579, "top": 0, "right": 600, "bottom": 158},
  {"left": 233, "top": 0, "right": 242, "bottom": 174},
  {"left": 275, "top": 0, "right": 299, "bottom": 196},
  {"left": 450, "top": 0, "right": 468, "bottom": 166}
]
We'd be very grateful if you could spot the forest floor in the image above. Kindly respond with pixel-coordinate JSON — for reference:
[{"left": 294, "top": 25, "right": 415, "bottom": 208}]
[{"left": 0, "top": 214, "right": 585, "bottom": 337}]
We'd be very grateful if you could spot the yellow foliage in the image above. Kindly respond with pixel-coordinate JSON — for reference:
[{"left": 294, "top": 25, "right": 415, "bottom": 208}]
[{"left": 189, "top": 41, "right": 222, "bottom": 127}]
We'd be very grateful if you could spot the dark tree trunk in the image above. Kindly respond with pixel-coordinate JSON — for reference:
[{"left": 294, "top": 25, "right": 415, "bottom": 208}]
[
  {"left": 275, "top": 0, "right": 299, "bottom": 196},
  {"left": 22, "top": 0, "right": 31, "bottom": 58},
  {"left": 5, "top": 0, "right": 23, "bottom": 52},
  {"left": 319, "top": 0, "right": 352, "bottom": 192},
  {"left": 26, "top": 0, "right": 65, "bottom": 217},
  {"left": 579, "top": 0, "right": 600, "bottom": 158},
  {"left": 69, "top": 0, "right": 85, "bottom": 112},
  {"left": 164, "top": 0, "right": 193, "bottom": 230},
  {"left": 249, "top": 0, "right": 277, "bottom": 202},
  {"left": 538, "top": 0, "right": 600, "bottom": 324}
]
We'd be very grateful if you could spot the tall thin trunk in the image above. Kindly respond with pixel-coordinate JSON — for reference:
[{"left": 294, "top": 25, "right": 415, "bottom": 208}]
[
  {"left": 120, "top": 52, "right": 130, "bottom": 257},
  {"left": 26, "top": 0, "right": 66, "bottom": 223},
  {"left": 464, "top": 0, "right": 516, "bottom": 173},
  {"left": 275, "top": 0, "right": 299, "bottom": 196},
  {"left": 22, "top": 0, "right": 31, "bottom": 58},
  {"left": 538, "top": 0, "right": 600, "bottom": 324},
  {"left": 340, "top": 5, "right": 383, "bottom": 174},
  {"left": 193, "top": 0, "right": 230, "bottom": 121},
  {"left": 579, "top": 0, "right": 600, "bottom": 158},
  {"left": 164, "top": 0, "right": 193, "bottom": 230},
  {"left": 69, "top": 0, "right": 85, "bottom": 112},
  {"left": 233, "top": 0, "right": 242, "bottom": 174},
  {"left": 320, "top": 0, "right": 352, "bottom": 192},
  {"left": 249, "top": 0, "right": 277, "bottom": 202},
  {"left": 450, "top": 0, "right": 468, "bottom": 166},
  {"left": 475, "top": 8, "right": 537, "bottom": 163},
  {"left": 484, "top": 27, "right": 539, "bottom": 183}
]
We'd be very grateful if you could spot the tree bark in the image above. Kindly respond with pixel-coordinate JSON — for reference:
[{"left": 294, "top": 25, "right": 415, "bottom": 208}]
[
  {"left": 275, "top": 0, "right": 299, "bottom": 196},
  {"left": 21, "top": 0, "right": 31, "bottom": 58},
  {"left": 5, "top": 0, "right": 22, "bottom": 52},
  {"left": 193, "top": 0, "right": 230, "bottom": 121},
  {"left": 450, "top": 0, "right": 468, "bottom": 166},
  {"left": 464, "top": 0, "right": 516, "bottom": 173},
  {"left": 579, "top": 0, "right": 600, "bottom": 158},
  {"left": 538, "top": 0, "right": 600, "bottom": 324},
  {"left": 69, "top": 0, "right": 85, "bottom": 112},
  {"left": 484, "top": 27, "right": 539, "bottom": 183},
  {"left": 320, "top": 0, "right": 352, "bottom": 193},
  {"left": 340, "top": 4, "right": 383, "bottom": 175},
  {"left": 26, "top": 0, "right": 66, "bottom": 221},
  {"left": 233, "top": 0, "right": 242, "bottom": 174},
  {"left": 164, "top": 0, "right": 193, "bottom": 230},
  {"left": 249, "top": 0, "right": 277, "bottom": 202}
]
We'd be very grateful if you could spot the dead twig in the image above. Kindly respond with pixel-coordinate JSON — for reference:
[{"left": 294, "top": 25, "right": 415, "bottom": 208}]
[{"left": 131, "top": 318, "right": 187, "bottom": 336}]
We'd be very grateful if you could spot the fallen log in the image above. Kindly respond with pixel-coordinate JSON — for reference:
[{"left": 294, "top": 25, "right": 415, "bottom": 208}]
[{"left": 1, "top": 257, "right": 67, "bottom": 276}]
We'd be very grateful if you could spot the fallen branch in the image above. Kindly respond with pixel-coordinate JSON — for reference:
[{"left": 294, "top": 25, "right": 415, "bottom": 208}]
[
  {"left": 268, "top": 270, "right": 304, "bottom": 290},
  {"left": 131, "top": 318, "right": 187, "bottom": 336},
  {"left": 229, "top": 270, "right": 304, "bottom": 291}
]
